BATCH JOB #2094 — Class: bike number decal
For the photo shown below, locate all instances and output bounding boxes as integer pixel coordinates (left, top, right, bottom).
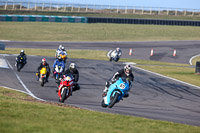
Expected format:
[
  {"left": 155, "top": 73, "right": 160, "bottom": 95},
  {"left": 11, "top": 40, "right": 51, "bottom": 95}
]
[{"left": 119, "top": 83, "right": 125, "bottom": 89}]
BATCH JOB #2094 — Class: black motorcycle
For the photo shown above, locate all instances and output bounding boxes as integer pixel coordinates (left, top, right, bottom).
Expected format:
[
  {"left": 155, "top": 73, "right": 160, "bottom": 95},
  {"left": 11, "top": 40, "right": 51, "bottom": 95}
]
[{"left": 16, "top": 56, "right": 26, "bottom": 72}]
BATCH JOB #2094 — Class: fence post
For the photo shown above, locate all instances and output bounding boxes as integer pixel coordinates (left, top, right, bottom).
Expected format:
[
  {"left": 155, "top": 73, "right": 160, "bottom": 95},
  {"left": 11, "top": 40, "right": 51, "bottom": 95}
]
[
  {"left": 13, "top": 1, "right": 15, "bottom": 10},
  {"left": 150, "top": 7, "right": 152, "bottom": 15},
  {"left": 167, "top": 9, "right": 169, "bottom": 15},
  {"left": 142, "top": 7, "right": 144, "bottom": 14},
  {"left": 133, "top": 7, "right": 135, "bottom": 14},
  {"left": 20, "top": 2, "right": 22, "bottom": 10},
  {"left": 27, "top": 2, "right": 29, "bottom": 10},
  {"left": 71, "top": 5, "right": 74, "bottom": 12},
  {"left": 125, "top": 6, "right": 127, "bottom": 14},
  {"left": 49, "top": 3, "right": 51, "bottom": 11},
  {"left": 158, "top": 8, "right": 160, "bottom": 15},
  {"left": 93, "top": 5, "right": 96, "bottom": 12},
  {"left": 42, "top": 2, "right": 44, "bottom": 11},
  {"left": 86, "top": 5, "right": 88, "bottom": 12},
  {"left": 184, "top": 9, "right": 187, "bottom": 16},
  {"left": 64, "top": 4, "right": 66, "bottom": 12},
  {"left": 175, "top": 9, "right": 177, "bottom": 16},
  {"left": 4, "top": 1, "right": 7, "bottom": 10},
  {"left": 192, "top": 9, "right": 194, "bottom": 16},
  {"left": 78, "top": 5, "right": 80, "bottom": 12},
  {"left": 35, "top": 2, "right": 37, "bottom": 10},
  {"left": 117, "top": 6, "right": 119, "bottom": 13}
]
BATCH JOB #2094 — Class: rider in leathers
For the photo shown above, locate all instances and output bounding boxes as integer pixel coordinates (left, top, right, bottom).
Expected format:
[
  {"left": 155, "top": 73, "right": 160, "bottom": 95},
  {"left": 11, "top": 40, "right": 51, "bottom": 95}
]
[
  {"left": 102, "top": 64, "right": 134, "bottom": 97},
  {"left": 52, "top": 56, "right": 65, "bottom": 77},
  {"left": 37, "top": 58, "right": 51, "bottom": 82},
  {"left": 63, "top": 63, "right": 80, "bottom": 91},
  {"left": 110, "top": 47, "right": 122, "bottom": 61},
  {"left": 15, "top": 49, "right": 27, "bottom": 67}
]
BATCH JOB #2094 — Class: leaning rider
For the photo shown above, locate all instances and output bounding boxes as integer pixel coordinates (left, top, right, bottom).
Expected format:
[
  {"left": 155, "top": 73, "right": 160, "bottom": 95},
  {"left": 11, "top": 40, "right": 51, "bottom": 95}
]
[
  {"left": 102, "top": 64, "right": 134, "bottom": 97},
  {"left": 110, "top": 47, "right": 122, "bottom": 61},
  {"left": 63, "top": 63, "right": 80, "bottom": 91},
  {"left": 37, "top": 58, "right": 51, "bottom": 82}
]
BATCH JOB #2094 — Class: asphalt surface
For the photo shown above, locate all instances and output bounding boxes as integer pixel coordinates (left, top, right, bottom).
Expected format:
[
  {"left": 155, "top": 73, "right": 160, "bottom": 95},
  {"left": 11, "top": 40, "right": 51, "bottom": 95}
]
[
  {"left": 1, "top": 41, "right": 200, "bottom": 126},
  {"left": 3, "top": 40, "right": 200, "bottom": 64}
]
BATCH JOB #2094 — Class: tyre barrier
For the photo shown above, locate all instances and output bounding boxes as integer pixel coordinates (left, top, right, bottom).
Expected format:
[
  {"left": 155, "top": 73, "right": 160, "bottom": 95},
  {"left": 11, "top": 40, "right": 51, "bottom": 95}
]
[
  {"left": 0, "top": 43, "right": 5, "bottom": 50},
  {"left": 87, "top": 17, "right": 200, "bottom": 27},
  {"left": 0, "top": 15, "right": 87, "bottom": 23}
]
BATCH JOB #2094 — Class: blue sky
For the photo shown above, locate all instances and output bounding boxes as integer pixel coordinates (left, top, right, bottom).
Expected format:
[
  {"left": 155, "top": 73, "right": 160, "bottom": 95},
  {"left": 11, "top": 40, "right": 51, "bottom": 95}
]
[{"left": 8, "top": 0, "right": 200, "bottom": 9}]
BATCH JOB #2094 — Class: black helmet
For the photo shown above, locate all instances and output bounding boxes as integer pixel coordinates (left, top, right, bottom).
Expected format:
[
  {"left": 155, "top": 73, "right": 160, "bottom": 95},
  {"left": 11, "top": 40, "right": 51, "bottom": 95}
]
[
  {"left": 69, "top": 63, "right": 77, "bottom": 72},
  {"left": 124, "top": 64, "right": 132, "bottom": 76},
  {"left": 57, "top": 55, "right": 62, "bottom": 61}
]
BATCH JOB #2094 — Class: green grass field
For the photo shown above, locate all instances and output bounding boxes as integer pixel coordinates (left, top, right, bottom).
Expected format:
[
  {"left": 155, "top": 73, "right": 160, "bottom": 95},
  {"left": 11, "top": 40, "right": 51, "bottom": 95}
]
[
  {"left": 1, "top": 87, "right": 200, "bottom": 133},
  {"left": 0, "top": 22, "right": 200, "bottom": 42}
]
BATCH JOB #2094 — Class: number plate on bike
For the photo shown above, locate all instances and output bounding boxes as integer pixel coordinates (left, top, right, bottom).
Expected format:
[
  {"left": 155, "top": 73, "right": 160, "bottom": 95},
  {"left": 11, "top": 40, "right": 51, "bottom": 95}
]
[{"left": 119, "top": 83, "right": 125, "bottom": 89}]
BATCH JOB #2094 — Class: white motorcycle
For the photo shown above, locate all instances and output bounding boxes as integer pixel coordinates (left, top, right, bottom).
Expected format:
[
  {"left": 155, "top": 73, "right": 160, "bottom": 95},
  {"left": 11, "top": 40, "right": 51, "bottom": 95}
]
[{"left": 107, "top": 50, "right": 121, "bottom": 62}]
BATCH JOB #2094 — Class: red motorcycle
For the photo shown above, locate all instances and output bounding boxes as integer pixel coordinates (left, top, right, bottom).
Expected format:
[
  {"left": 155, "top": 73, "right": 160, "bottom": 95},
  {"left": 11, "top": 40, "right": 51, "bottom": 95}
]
[{"left": 58, "top": 74, "right": 74, "bottom": 103}]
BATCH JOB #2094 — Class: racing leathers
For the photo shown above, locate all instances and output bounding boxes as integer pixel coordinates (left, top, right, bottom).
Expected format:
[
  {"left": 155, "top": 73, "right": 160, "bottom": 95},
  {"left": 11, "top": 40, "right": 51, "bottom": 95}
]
[
  {"left": 52, "top": 59, "right": 65, "bottom": 77},
  {"left": 63, "top": 68, "right": 80, "bottom": 91},
  {"left": 37, "top": 62, "right": 51, "bottom": 82},
  {"left": 103, "top": 69, "right": 134, "bottom": 97}
]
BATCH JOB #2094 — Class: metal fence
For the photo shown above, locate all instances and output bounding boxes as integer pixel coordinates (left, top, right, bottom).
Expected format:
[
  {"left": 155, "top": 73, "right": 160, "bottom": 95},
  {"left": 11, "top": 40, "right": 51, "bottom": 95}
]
[{"left": 0, "top": 1, "right": 200, "bottom": 16}]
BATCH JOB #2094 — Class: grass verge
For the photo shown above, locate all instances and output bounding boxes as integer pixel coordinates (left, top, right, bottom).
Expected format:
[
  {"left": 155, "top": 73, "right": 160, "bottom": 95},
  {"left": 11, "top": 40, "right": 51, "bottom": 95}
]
[
  {"left": 0, "top": 87, "right": 200, "bottom": 133},
  {"left": 0, "top": 22, "right": 200, "bottom": 42}
]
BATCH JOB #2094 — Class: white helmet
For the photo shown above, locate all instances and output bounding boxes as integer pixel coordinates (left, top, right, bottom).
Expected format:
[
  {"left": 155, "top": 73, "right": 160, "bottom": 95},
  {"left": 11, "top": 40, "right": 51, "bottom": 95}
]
[
  {"left": 61, "top": 46, "right": 65, "bottom": 51},
  {"left": 59, "top": 45, "right": 62, "bottom": 50},
  {"left": 124, "top": 64, "right": 132, "bottom": 76},
  {"left": 116, "top": 48, "right": 120, "bottom": 52}
]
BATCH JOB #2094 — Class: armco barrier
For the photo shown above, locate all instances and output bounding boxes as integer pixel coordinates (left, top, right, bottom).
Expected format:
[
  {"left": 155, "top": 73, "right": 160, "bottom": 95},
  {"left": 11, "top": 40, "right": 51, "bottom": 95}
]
[
  {"left": 0, "top": 15, "right": 88, "bottom": 23},
  {"left": 87, "top": 17, "right": 200, "bottom": 27}
]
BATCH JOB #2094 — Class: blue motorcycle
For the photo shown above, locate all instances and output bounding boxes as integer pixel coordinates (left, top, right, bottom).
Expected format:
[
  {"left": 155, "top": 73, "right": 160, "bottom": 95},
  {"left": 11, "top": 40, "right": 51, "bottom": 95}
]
[{"left": 101, "top": 77, "right": 130, "bottom": 108}]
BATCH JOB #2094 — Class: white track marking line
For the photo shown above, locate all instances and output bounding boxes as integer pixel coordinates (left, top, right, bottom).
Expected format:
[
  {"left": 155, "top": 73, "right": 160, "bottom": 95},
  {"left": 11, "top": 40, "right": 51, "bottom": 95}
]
[
  {"left": 189, "top": 54, "right": 200, "bottom": 66},
  {"left": 133, "top": 65, "right": 200, "bottom": 90},
  {"left": 4, "top": 56, "right": 45, "bottom": 101}
]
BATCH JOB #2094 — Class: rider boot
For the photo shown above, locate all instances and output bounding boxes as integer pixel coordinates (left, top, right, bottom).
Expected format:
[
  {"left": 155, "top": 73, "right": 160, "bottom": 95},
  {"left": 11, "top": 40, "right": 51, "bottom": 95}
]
[
  {"left": 109, "top": 57, "right": 112, "bottom": 62},
  {"left": 123, "top": 92, "right": 129, "bottom": 98},
  {"left": 102, "top": 86, "right": 108, "bottom": 97}
]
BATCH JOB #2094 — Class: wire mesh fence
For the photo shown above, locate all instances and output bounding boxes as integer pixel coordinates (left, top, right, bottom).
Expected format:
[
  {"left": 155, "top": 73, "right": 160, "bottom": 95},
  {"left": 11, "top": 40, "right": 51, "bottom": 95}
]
[{"left": 0, "top": 1, "right": 200, "bottom": 16}]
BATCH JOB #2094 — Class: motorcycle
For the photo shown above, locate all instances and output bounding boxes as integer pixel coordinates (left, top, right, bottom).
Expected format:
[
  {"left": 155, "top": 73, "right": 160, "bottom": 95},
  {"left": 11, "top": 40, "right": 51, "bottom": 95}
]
[
  {"left": 36, "top": 67, "right": 47, "bottom": 87},
  {"left": 101, "top": 77, "right": 130, "bottom": 108},
  {"left": 55, "top": 51, "right": 68, "bottom": 63},
  {"left": 106, "top": 50, "right": 120, "bottom": 62},
  {"left": 16, "top": 56, "right": 25, "bottom": 72},
  {"left": 58, "top": 74, "right": 74, "bottom": 103}
]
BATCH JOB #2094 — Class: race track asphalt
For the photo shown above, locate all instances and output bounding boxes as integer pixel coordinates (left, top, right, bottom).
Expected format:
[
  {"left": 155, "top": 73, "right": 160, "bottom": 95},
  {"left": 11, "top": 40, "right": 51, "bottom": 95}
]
[{"left": 1, "top": 41, "right": 200, "bottom": 126}]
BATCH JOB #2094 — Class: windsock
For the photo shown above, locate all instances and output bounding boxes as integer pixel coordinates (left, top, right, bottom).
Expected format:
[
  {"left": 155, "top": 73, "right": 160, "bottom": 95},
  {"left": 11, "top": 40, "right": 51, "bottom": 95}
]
[
  {"left": 129, "top": 48, "right": 133, "bottom": 56},
  {"left": 173, "top": 49, "right": 176, "bottom": 56},
  {"left": 150, "top": 49, "right": 154, "bottom": 56}
]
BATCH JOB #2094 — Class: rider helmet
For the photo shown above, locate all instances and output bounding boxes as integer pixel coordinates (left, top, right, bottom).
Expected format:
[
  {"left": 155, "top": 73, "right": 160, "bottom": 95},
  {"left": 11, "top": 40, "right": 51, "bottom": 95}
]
[
  {"left": 69, "top": 63, "right": 77, "bottom": 72},
  {"left": 116, "top": 47, "right": 120, "bottom": 52},
  {"left": 20, "top": 49, "right": 24, "bottom": 56},
  {"left": 124, "top": 64, "right": 132, "bottom": 76},
  {"left": 42, "top": 58, "right": 46, "bottom": 65},
  {"left": 57, "top": 55, "right": 62, "bottom": 61},
  {"left": 59, "top": 45, "right": 62, "bottom": 50},
  {"left": 61, "top": 46, "right": 65, "bottom": 51}
]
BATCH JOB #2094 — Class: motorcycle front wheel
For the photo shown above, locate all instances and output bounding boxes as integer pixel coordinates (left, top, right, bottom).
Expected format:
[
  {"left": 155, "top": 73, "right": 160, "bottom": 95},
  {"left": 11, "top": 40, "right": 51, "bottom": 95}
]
[{"left": 108, "top": 93, "right": 119, "bottom": 108}]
